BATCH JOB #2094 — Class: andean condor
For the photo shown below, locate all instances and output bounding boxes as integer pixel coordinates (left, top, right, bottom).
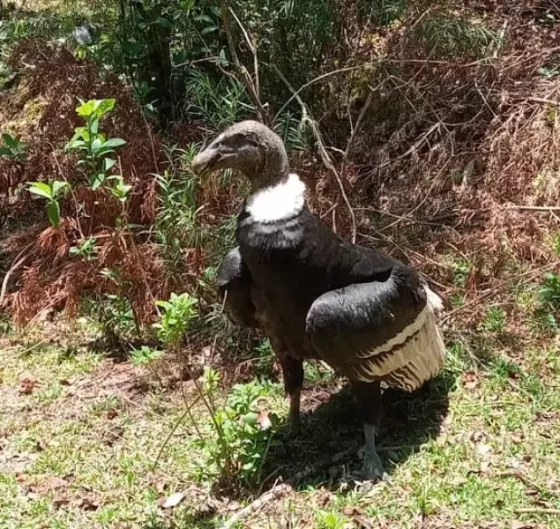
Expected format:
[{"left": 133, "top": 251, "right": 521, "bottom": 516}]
[{"left": 191, "top": 120, "right": 446, "bottom": 481}]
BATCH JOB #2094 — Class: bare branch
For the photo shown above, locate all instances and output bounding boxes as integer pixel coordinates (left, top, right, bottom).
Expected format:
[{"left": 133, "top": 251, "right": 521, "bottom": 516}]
[
  {"left": 219, "top": 484, "right": 292, "bottom": 529},
  {"left": 219, "top": 444, "right": 358, "bottom": 529},
  {"left": 221, "top": 2, "right": 268, "bottom": 124},
  {"left": 272, "top": 65, "right": 357, "bottom": 243},
  {"left": 228, "top": 6, "right": 260, "bottom": 99},
  {"left": 343, "top": 89, "right": 374, "bottom": 162}
]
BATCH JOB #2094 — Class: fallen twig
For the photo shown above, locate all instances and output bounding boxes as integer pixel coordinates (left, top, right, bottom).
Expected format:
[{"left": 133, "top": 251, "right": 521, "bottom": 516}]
[
  {"left": 219, "top": 484, "right": 292, "bottom": 529},
  {"left": 219, "top": 444, "right": 358, "bottom": 529},
  {"left": 0, "top": 243, "right": 34, "bottom": 307},
  {"left": 153, "top": 393, "right": 203, "bottom": 469},
  {"left": 514, "top": 508, "right": 560, "bottom": 515},
  {"left": 344, "top": 89, "right": 374, "bottom": 162},
  {"left": 495, "top": 471, "right": 553, "bottom": 498}
]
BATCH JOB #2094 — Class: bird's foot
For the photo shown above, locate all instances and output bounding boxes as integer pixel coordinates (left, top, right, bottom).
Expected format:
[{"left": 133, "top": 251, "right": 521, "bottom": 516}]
[
  {"left": 358, "top": 450, "right": 391, "bottom": 484},
  {"left": 345, "top": 454, "right": 391, "bottom": 492}
]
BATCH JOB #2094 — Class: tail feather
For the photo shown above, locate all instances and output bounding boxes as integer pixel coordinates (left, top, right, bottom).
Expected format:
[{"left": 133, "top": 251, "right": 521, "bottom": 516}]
[
  {"left": 357, "top": 297, "right": 446, "bottom": 391},
  {"left": 425, "top": 285, "right": 444, "bottom": 312}
]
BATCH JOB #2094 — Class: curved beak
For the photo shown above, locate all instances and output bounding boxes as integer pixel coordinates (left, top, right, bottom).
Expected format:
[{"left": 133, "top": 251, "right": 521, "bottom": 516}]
[
  {"left": 191, "top": 142, "right": 237, "bottom": 176},
  {"left": 191, "top": 145, "right": 218, "bottom": 176}
]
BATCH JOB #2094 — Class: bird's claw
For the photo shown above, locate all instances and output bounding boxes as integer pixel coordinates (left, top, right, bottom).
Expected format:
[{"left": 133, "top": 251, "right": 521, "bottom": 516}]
[{"left": 355, "top": 451, "right": 392, "bottom": 486}]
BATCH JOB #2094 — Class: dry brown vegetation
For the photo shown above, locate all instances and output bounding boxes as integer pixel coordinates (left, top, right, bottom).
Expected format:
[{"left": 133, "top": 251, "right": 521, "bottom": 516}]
[{"left": 0, "top": 2, "right": 559, "bottom": 341}]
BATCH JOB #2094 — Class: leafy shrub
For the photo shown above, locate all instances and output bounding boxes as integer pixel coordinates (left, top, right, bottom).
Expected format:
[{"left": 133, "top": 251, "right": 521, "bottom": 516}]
[
  {"left": 539, "top": 272, "right": 560, "bottom": 309},
  {"left": 154, "top": 292, "right": 199, "bottom": 350},
  {"left": 480, "top": 306, "right": 507, "bottom": 334},
  {"left": 196, "top": 369, "right": 280, "bottom": 486},
  {"left": 412, "top": 14, "right": 502, "bottom": 59},
  {"left": 28, "top": 181, "right": 70, "bottom": 227},
  {"left": 129, "top": 346, "right": 164, "bottom": 366},
  {"left": 184, "top": 70, "right": 252, "bottom": 128},
  {"left": 66, "top": 98, "right": 127, "bottom": 197}
]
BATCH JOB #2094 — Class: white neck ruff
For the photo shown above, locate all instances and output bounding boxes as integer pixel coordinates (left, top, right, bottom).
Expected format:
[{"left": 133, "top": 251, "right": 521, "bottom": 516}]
[{"left": 246, "top": 173, "right": 306, "bottom": 223}]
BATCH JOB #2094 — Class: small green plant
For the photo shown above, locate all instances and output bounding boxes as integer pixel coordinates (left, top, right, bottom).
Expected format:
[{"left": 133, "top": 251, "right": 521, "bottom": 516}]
[
  {"left": 414, "top": 14, "right": 502, "bottom": 59},
  {"left": 196, "top": 371, "right": 279, "bottom": 486},
  {"left": 540, "top": 272, "right": 560, "bottom": 308},
  {"left": 251, "top": 339, "right": 276, "bottom": 379},
  {"left": 184, "top": 71, "right": 252, "bottom": 128},
  {"left": 0, "top": 132, "right": 28, "bottom": 161},
  {"left": 28, "top": 180, "right": 71, "bottom": 227},
  {"left": 452, "top": 258, "right": 471, "bottom": 288},
  {"left": 480, "top": 306, "right": 507, "bottom": 334},
  {"left": 491, "top": 358, "right": 523, "bottom": 384},
  {"left": 153, "top": 293, "right": 198, "bottom": 350},
  {"left": 69, "top": 237, "right": 98, "bottom": 261},
  {"left": 533, "top": 272, "right": 560, "bottom": 332},
  {"left": 66, "top": 98, "right": 128, "bottom": 195},
  {"left": 154, "top": 165, "right": 200, "bottom": 274},
  {"left": 315, "top": 510, "right": 349, "bottom": 529},
  {"left": 358, "top": 0, "right": 407, "bottom": 26},
  {"left": 96, "top": 268, "right": 140, "bottom": 339},
  {"left": 129, "top": 346, "right": 164, "bottom": 367},
  {"left": 538, "top": 66, "right": 560, "bottom": 79}
]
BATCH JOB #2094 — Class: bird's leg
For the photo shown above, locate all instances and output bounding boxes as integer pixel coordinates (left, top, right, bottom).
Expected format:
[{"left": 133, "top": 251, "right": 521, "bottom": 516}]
[
  {"left": 279, "top": 354, "right": 304, "bottom": 433},
  {"left": 288, "top": 388, "right": 301, "bottom": 428},
  {"left": 352, "top": 380, "right": 390, "bottom": 482},
  {"left": 362, "top": 422, "right": 388, "bottom": 481}
]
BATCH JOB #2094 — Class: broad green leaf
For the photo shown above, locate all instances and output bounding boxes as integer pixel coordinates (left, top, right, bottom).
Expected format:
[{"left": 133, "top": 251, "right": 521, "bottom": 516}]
[
  {"left": 95, "top": 99, "right": 116, "bottom": 118},
  {"left": 29, "top": 182, "right": 53, "bottom": 200},
  {"left": 90, "top": 173, "right": 105, "bottom": 190},
  {"left": 52, "top": 180, "right": 70, "bottom": 197},
  {"left": 76, "top": 99, "right": 97, "bottom": 118},
  {"left": 102, "top": 138, "right": 127, "bottom": 150},
  {"left": 242, "top": 412, "right": 259, "bottom": 426},
  {"left": 0, "top": 147, "right": 12, "bottom": 157},
  {"left": 90, "top": 118, "right": 99, "bottom": 135},
  {"left": 2, "top": 133, "right": 16, "bottom": 147},
  {"left": 194, "top": 14, "right": 214, "bottom": 24},
  {"left": 47, "top": 200, "right": 60, "bottom": 227},
  {"left": 201, "top": 25, "right": 218, "bottom": 35},
  {"left": 154, "top": 16, "right": 172, "bottom": 28},
  {"left": 107, "top": 174, "right": 123, "bottom": 182},
  {"left": 91, "top": 137, "right": 103, "bottom": 155},
  {"left": 103, "top": 158, "right": 117, "bottom": 172},
  {"left": 66, "top": 139, "right": 87, "bottom": 152}
]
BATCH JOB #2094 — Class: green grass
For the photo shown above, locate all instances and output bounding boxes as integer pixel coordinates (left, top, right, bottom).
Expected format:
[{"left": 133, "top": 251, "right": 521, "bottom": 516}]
[{"left": 1, "top": 316, "right": 560, "bottom": 529}]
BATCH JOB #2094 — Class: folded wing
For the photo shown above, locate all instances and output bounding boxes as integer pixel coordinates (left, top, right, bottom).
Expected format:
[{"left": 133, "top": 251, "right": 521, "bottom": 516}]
[
  {"left": 305, "top": 267, "right": 445, "bottom": 391},
  {"left": 217, "top": 247, "right": 258, "bottom": 328}
]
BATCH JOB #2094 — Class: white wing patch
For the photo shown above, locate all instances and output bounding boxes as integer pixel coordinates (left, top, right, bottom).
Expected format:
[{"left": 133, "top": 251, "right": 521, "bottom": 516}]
[{"left": 246, "top": 173, "right": 306, "bottom": 223}]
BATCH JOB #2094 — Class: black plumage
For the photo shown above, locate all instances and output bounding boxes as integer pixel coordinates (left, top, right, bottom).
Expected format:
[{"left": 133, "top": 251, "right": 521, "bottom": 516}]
[
  {"left": 216, "top": 247, "right": 258, "bottom": 328},
  {"left": 192, "top": 120, "right": 445, "bottom": 480}
]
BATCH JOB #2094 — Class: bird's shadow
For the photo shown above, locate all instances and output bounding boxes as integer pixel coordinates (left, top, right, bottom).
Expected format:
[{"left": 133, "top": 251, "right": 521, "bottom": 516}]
[{"left": 257, "top": 371, "right": 454, "bottom": 493}]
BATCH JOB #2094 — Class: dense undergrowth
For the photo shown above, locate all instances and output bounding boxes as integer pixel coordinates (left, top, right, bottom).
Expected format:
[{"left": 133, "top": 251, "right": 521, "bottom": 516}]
[{"left": 1, "top": 0, "right": 560, "bottom": 527}]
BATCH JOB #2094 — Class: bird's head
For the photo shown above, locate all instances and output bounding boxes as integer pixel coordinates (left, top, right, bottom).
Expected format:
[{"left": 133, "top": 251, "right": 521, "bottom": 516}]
[{"left": 191, "top": 120, "right": 289, "bottom": 189}]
